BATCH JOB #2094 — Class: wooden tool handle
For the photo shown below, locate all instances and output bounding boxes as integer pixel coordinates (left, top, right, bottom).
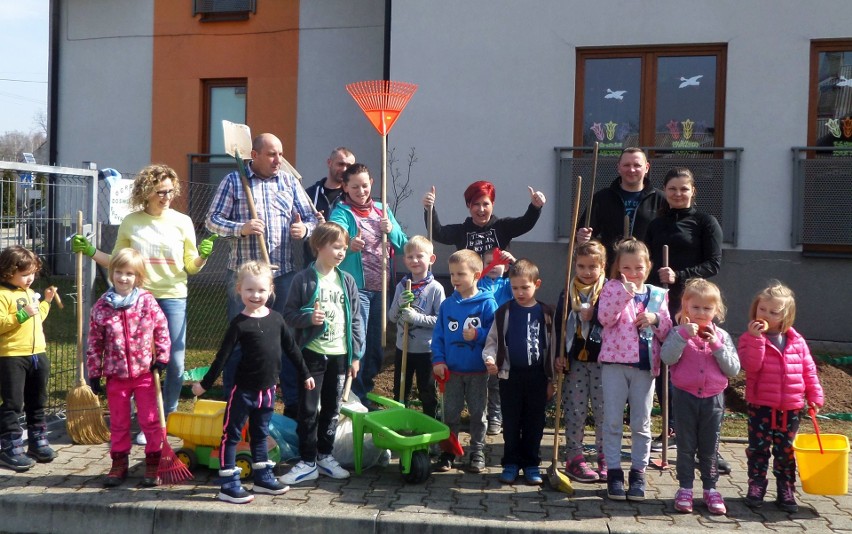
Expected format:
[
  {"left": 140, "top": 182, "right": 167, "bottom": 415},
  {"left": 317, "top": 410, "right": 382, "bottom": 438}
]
[
  {"left": 399, "top": 280, "right": 412, "bottom": 404},
  {"left": 234, "top": 150, "right": 276, "bottom": 269},
  {"left": 76, "top": 212, "right": 85, "bottom": 384},
  {"left": 585, "top": 142, "right": 599, "bottom": 229},
  {"left": 153, "top": 370, "right": 167, "bottom": 430},
  {"left": 554, "top": 177, "right": 583, "bottom": 463}
]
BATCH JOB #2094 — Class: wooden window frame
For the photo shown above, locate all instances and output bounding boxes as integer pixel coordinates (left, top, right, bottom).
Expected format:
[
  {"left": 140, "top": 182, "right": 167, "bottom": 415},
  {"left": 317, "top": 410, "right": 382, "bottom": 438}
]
[{"left": 574, "top": 44, "right": 728, "bottom": 150}]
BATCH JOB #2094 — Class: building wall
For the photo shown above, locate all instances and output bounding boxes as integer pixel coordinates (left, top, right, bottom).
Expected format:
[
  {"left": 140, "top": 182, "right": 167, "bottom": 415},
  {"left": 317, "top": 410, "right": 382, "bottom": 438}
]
[
  {"left": 55, "top": 0, "right": 154, "bottom": 172},
  {"left": 151, "top": 1, "right": 300, "bottom": 184},
  {"left": 295, "top": 1, "right": 386, "bottom": 182},
  {"left": 388, "top": 0, "right": 852, "bottom": 343}
]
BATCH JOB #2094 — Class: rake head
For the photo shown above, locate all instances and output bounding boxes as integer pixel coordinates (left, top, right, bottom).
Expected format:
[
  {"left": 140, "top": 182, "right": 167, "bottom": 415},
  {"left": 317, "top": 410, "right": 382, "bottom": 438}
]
[{"left": 346, "top": 80, "right": 418, "bottom": 136}]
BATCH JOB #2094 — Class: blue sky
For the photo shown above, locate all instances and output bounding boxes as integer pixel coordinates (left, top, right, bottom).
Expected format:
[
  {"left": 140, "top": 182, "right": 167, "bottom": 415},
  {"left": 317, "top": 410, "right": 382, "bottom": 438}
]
[{"left": 0, "top": 0, "right": 49, "bottom": 135}]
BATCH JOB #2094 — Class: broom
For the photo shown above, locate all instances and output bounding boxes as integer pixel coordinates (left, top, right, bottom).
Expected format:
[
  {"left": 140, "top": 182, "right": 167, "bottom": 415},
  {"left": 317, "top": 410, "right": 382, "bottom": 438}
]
[
  {"left": 547, "top": 176, "right": 583, "bottom": 496},
  {"left": 65, "top": 211, "right": 111, "bottom": 445},
  {"left": 153, "top": 371, "right": 192, "bottom": 484}
]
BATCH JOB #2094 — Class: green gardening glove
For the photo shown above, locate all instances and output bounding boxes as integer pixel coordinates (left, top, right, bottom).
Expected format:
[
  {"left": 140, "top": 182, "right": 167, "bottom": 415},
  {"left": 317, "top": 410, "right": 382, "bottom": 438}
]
[
  {"left": 198, "top": 234, "right": 218, "bottom": 259},
  {"left": 401, "top": 289, "right": 415, "bottom": 307},
  {"left": 71, "top": 234, "right": 96, "bottom": 257}
]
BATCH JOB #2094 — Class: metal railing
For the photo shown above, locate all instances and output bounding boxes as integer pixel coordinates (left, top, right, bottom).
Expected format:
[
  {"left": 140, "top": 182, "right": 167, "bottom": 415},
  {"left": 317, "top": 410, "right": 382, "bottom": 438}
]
[
  {"left": 791, "top": 147, "right": 852, "bottom": 250},
  {"left": 554, "top": 146, "right": 742, "bottom": 244}
]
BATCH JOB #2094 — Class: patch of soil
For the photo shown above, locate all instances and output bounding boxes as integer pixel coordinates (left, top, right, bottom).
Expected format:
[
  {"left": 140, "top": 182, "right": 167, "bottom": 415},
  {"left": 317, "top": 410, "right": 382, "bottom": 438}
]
[{"left": 726, "top": 359, "right": 852, "bottom": 416}]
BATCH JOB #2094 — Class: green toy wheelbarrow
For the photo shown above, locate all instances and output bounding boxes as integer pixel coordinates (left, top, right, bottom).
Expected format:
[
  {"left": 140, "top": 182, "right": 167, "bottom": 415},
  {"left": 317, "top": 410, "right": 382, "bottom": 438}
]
[{"left": 340, "top": 393, "right": 450, "bottom": 483}]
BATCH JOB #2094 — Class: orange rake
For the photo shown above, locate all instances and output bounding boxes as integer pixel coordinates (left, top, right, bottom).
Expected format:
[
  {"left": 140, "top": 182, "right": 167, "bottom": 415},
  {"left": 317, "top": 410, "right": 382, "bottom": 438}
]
[{"left": 346, "top": 80, "right": 418, "bottom": 349}]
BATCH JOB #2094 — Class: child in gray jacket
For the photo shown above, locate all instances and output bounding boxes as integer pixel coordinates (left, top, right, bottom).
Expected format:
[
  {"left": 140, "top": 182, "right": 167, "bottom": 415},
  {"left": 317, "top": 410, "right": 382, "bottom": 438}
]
[{"left": 388, "top": 236, "right": 445, "bottom": 418}]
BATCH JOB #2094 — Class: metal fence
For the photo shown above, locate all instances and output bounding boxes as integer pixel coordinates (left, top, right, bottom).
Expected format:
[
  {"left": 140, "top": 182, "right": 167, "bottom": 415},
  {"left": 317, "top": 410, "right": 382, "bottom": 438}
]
[
  {"left": 0, "top": 162, "right": 97, "bottom": 422},
  {"left": 555, "top": 147, "right": 742, "bottom": 244},
  {"left": 791, "top": 147, "right": 852, "bottom": 250}
]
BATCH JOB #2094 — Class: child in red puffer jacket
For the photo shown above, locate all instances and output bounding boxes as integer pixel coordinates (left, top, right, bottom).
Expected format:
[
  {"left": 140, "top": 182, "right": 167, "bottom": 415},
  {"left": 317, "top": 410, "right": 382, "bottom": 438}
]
[{"left": 738, "top": 280, "right": 823, "bottom": 513}]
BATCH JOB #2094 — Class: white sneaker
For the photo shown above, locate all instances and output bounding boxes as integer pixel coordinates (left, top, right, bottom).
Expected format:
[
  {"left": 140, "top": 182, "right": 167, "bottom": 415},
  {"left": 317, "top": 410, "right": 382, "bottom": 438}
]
[
  {"left": 278, "top": 461, "right": 318, "bottom": 485},
  {"left": 135, "top": 432, "right": 147, "bottom": 445},
  {"left": 317, "top": 454, "right": 350, "bottom": 479}
]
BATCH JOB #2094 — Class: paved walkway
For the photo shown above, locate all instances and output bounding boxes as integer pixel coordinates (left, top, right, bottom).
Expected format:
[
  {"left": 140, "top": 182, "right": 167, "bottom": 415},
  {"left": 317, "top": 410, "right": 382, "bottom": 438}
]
[{"left": 1, "top": 424, "right": 850, "bottom": 534}]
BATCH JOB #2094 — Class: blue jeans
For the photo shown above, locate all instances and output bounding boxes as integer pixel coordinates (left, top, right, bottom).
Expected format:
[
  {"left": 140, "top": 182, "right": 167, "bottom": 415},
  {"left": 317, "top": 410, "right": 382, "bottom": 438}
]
[
  {"left": 156, "top": 298, "right": 186, "bottom": 417},
  {"left": 351, "top": 289, "right": 383, "bottom": 404},
  {"left": 222, "top": 270, "right": 298, "bottom": 410}
]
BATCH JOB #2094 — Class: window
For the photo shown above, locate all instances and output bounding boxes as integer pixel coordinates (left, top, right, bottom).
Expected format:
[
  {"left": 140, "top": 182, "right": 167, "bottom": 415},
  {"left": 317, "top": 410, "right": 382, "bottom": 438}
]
[
  {"left": 575, "top": 45, "right": 727, "bottom": 154},
  {"left": 193, "top": 0, "right": 256, "bottom": 22},
  {"left": 202, "top": 79, "right": 247, "bottom": 162},
  {"left": 794, "top": 40, "right": 852, "bottom": 255},
  {"left": 810, "top": 41, "right": 852, "bottom": 149}
]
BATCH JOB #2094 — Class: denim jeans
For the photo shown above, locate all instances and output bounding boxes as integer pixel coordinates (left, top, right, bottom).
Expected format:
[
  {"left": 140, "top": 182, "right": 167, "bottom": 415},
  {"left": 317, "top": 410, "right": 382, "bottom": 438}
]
[
  {"left": 156, "top": 297, "right": 186, "bottom": 417},
  {"left": 351, "top": 289, "right": 383, "bottom": 404},
  {"left": 222, "top": 270, "right": 299, "bottom": 410}
]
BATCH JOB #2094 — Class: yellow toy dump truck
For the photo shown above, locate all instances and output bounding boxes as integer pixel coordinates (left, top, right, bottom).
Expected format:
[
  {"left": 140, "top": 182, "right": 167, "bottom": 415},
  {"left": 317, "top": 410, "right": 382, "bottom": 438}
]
[{"left": 167, "top": 399, "right": 280, "bottom": 480}]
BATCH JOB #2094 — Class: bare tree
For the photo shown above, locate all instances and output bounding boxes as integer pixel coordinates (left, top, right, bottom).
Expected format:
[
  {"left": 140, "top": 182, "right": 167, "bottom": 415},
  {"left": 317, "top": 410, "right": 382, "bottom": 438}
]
[
  {"left": 387, "top": 146, "right": 417, "bottom": 222},
  {"left": 0, "top": 130, "right": 46, "bottom": 161}
]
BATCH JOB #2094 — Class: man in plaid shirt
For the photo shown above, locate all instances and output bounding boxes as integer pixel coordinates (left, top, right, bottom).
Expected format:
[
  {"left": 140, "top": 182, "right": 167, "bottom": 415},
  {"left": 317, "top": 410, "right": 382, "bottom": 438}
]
[{"left": 206, "top": 133, "right": 318, "bottom": 415}]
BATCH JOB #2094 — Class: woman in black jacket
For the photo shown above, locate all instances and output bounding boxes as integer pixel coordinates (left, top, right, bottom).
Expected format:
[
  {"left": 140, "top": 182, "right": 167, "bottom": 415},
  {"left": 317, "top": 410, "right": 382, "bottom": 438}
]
[
  {"left": 644, "top": 167, "right": 726, "bottom": 468},
  {"left": 645, "top": 167, "right": 722, "bottom": 316}
]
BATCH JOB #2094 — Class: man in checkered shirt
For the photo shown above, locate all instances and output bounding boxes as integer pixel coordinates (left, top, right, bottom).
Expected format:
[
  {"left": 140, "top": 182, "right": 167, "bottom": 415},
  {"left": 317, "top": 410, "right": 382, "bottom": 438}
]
[{"left": 206, "top": 133, "right": 318, "bottom": 416}]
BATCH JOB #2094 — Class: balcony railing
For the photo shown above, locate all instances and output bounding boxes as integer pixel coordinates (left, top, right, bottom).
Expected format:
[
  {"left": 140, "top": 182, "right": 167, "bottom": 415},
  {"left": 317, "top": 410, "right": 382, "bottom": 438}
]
[
  {"left": 554, "top": 146, "right": 742, "bottom": 245},
  {"left": 791, "top": 147, "right": 852, "bottom": 254}
]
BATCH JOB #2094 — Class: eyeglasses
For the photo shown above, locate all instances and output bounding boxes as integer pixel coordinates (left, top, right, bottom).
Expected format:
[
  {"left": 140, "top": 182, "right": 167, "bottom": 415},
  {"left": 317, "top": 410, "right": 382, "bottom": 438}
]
[{"left": 155, "top": 189, "right": 175, "bottom": 198}]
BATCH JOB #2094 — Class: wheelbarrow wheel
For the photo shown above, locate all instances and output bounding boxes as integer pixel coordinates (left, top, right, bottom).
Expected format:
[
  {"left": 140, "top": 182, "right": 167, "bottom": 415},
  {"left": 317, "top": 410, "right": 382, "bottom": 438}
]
[{"left": 402, "top": 450, "right": 430, "bottom": 484}]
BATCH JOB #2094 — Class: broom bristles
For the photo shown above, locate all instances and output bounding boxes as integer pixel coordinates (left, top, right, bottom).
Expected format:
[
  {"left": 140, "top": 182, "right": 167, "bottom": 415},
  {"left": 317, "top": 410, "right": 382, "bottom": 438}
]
[
  {"left": 66, "top": 385, "right": 110, "bottom": 444},
  {"left": 547, "top": 463, "right": 575, "bottom": 495}
]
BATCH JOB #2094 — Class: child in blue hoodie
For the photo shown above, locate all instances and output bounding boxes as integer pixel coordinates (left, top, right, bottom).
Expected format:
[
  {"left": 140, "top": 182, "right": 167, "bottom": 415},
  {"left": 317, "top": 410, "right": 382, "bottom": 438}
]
[{"left": 432, "top": 249, "right": 497, "bottom": 474}]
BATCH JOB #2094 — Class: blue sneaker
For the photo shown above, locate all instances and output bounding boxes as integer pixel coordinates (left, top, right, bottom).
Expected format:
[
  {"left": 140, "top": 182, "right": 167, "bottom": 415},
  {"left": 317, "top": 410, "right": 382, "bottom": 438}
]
[
  {"left": 499, "top": 464, "right": 519, "bottom": 484},
  {"left": 523, "top": 466, "right": 543, "bottom": 485}
]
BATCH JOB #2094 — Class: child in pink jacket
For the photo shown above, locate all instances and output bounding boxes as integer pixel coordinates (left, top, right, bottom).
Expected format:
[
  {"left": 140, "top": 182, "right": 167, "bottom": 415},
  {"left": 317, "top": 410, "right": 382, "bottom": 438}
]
[
  {"left": 661, "top": 279, "right": 739, "bottom": 515},
  {"left": 86, "top": 249, "right": 170, "bottom": 488},
  {"left": 597, "top": 238, "right": 672, "bottom": 502},
  {"left": 738, "top": 280, "right": 823, "bottom": 513}
]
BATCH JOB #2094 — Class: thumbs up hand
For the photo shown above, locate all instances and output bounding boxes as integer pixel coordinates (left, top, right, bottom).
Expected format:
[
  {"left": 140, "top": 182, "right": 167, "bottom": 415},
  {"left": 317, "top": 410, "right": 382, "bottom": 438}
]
[
  {"left": 289, "top": 212, "right": 307, "bottom": 239},
  {"left": 620, "top": 274, "right": 637, "bottom": 295},
  {"left": 315, "top": 211, "right": 326, "bottom": 224},
  {"left": 198, "top": 234, "right": 218, "bottom": 259},
  {"left": 422, "top": 185, "right": 436, "bottom": 209},
  {"left": 311, "top": 300, "right": 325, "bottom": 326},
  {"left": 528, "top": 186, "right": 546, "bottom": 208},
  {"left": 349, "top": 226, "right": 366, "bottom": 252}
]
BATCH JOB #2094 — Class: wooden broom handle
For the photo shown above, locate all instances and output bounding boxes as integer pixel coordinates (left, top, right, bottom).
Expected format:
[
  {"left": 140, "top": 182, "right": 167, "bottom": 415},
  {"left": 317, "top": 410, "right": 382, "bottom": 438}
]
[{"left": 76, "top": 211, "right": 85, "bottom": 385}]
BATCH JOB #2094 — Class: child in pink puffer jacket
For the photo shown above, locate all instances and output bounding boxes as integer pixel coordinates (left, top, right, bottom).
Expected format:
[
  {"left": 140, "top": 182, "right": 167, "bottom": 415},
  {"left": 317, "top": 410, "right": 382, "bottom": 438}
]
[
  {"left": 738, "top": 280, "right": 823, "bottom": 514},
  {"left": 87, "top": 249, "right": 170, "bottom": 488}
]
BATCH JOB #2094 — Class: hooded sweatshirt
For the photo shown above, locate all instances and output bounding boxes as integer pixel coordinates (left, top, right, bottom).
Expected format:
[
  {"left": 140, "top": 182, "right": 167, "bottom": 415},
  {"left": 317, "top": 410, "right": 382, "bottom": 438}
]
[{"left": 431, "top": 289, "right": 497, "bottom": 373}]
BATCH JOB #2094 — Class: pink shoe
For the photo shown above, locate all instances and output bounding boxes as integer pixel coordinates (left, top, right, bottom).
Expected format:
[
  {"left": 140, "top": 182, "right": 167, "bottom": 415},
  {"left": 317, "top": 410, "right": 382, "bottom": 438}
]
[
  {"left": 597, "top": 455, "right": 608, "bottom": 482},
  {"left": 674, "top": 487, "right": 693, "bottom": 513},
  {"left": 564, "top": 454, "right": 599, "bottom": 482},
  {"left": 704, "top": 488, "right": 727, "bottom": 515}
]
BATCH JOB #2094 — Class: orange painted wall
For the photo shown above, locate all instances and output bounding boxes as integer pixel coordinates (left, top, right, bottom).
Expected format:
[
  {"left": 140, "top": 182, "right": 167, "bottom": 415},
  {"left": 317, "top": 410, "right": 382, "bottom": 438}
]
[{"left": 150, "top": 0, "right": 300, "bottom": 205}]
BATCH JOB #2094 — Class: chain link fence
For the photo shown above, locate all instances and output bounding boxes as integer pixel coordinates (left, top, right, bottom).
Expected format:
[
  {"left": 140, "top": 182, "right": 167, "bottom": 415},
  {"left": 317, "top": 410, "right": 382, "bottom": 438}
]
[{"left": 0, "top": 162, "right": 97, "bottom": 423}]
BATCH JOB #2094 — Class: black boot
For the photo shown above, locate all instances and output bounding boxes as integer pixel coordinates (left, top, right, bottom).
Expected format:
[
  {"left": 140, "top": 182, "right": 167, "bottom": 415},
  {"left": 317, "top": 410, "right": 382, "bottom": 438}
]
[
  {"left": 27, "top": 425, "right": 57, "bottom": 463},
  {"left": 0, "top": 434, "right": 35, "bottom": 472},
  {"left": 606, "top": 468, "right": 626, "bottom": 500},
  {"left": 142, "top": 451, "right": 161, "bottom": 487}
]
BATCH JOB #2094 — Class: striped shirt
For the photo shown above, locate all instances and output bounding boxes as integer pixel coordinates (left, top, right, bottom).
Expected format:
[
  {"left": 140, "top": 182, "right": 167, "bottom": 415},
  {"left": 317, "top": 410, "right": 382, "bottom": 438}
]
[{"left": 205, "top": 164, "right": 317, "bottom": 275}]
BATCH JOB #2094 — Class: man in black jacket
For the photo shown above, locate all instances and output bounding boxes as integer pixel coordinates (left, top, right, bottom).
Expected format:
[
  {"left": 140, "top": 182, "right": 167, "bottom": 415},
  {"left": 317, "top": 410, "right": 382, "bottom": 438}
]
[
  {"left": 577, "top": 147, "right": 664, "bottom": 268},
  {"left": 303, "top": 147, "right": 355, "bottom": 261}
]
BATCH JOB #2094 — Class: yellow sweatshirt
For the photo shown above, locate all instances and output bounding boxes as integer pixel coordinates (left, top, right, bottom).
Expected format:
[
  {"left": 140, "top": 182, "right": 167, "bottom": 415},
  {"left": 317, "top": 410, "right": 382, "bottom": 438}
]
[
  {"left": 0, "top": 284, "right": 50, "bottom": 356},
  {"left": 113, "top": 209, "right": 202, "bottom": 299}
]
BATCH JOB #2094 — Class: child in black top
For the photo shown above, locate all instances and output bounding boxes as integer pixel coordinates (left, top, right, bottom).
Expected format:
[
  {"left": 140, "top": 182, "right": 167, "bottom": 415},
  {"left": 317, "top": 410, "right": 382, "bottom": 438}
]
[{"left": 193, "top": 261, "right": 314, "bottom": 504}]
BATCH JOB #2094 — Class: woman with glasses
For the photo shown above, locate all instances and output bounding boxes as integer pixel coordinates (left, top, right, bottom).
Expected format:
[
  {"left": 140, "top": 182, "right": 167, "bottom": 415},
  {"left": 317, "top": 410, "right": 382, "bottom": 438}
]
[{"left": 72, "top": 164, "right": 218, "bottom": 437}]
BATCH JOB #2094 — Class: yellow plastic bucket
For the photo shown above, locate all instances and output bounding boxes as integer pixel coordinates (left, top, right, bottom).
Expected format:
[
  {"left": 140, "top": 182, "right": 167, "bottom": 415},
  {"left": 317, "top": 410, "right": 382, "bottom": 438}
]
[{"left": 793, "top": 433, "right": 850, "bottom": 495}]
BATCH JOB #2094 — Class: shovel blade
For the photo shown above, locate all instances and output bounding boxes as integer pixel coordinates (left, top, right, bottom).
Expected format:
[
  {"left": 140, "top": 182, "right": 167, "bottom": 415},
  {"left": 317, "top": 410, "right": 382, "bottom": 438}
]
[{"left": 222, "top": 120, "right": 252, "bottom": 159}]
